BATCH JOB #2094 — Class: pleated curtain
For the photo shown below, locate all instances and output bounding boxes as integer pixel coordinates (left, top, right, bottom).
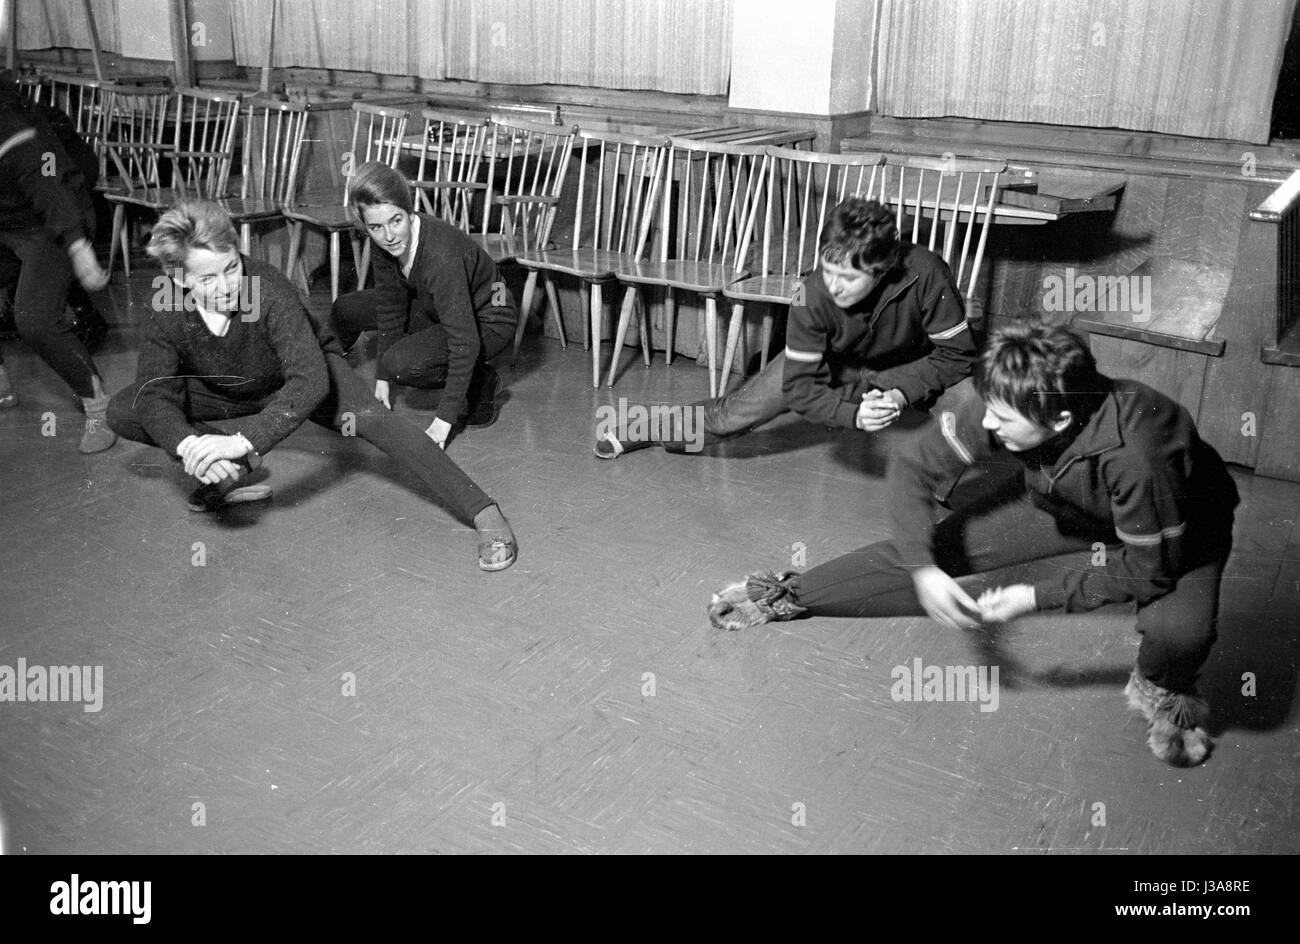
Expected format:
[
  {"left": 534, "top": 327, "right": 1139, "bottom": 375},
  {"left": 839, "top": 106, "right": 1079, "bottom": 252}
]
[
  {"left": 229, "top": 0, "right": 447, "bottom": 80},
  {"left": 16, "top": 0, "right": 121, "bottom": 53},
  {"left": 442, "top": 0, "right": 732, "bottom": 94},
  {"left": 872, "top": 0, "right": 1295, "bottom": 145}
]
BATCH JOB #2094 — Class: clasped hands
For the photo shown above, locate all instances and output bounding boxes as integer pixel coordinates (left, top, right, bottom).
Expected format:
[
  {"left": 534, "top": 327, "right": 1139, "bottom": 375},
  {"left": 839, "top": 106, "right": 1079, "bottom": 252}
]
[
  {"left": 176, "top": 433, "right": 252, "bottom": 484},
  {"left": 856, "top": 388, "right": 906, "bottom": 432},
  {"left": 911, "top": 565, "right": 1037, "bottom": 631}
]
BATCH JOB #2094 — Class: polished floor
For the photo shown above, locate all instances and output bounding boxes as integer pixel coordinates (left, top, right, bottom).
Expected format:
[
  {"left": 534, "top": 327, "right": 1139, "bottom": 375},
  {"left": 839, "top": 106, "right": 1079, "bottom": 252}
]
[{"left": 0, "top": 267, "right": 1297, "bottom": 854}]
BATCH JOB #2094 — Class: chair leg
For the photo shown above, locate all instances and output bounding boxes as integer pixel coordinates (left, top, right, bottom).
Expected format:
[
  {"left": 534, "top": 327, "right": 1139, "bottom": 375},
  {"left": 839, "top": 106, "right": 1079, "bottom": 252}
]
[
  {"left": 580, "top": 282, "right": 592, "bottom": 351},
  {"left": 355, "top": 238, "right": 369, "bottom": 290},
  {"left": 544, "top": 274, "right": 566, "bottom": 351},
  {"left": 329, "top": 232, "right": 341, "bottom": 302},
  {"left": 606, "top": 285, "right": 638, "bottom": 388},
  {"left": 240, "top": 222, "right": 252, "bottom": 256},
  {"left": 664, "top": 288, "right": 676, "bottom": 366},
  {"left": 514, "top": 269, "right": 539, "bottom": 360},
  {"left": 720, "top": 302, "right": 746, "bottom": 398},
  {"left": 108, "top": 204, "right": 124, "bottom": 276},
  {"left": 705, "top": 295, "right": 718, "bottom": 399},
  {"left": 120, "top": 209, "right": 132, "bottom": 279},
  {"left": 637, "top": 293, "right": 652, "bottom": 367},
  {"left": 590, "top": 282, "right": 604, "bottom": 388},
  {"left": 759, "top": 309, "right": 774, "bottom": 371},
  {"left": 285, "top": 222, "right": 307, "bottom": 293}
]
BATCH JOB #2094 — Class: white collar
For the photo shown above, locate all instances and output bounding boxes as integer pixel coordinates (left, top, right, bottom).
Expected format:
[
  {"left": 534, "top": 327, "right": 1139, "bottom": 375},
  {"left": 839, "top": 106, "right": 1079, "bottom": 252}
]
[
  {"left": 194, "top": 300, "right": 234, "bottom": 337},
  {"left": 401, "top": 214, "right": 421, "bottom": 279}
]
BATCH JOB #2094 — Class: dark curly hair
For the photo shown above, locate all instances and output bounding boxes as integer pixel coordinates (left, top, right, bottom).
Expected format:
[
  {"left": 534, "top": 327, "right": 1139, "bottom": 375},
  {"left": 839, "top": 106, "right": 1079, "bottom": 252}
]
[
  {"left": 818, "top": 197, "right": 902, "bottom": 273},
  {"left": 975, "top": 320, "right": 1108, "bottom": 428}
]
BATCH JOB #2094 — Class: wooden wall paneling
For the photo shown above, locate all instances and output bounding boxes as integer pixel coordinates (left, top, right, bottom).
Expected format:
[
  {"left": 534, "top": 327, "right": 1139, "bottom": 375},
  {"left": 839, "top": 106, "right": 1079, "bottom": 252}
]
[
  {"left": 1088, "top": 335, "right": 1209, "bottom": 421},
  {"left": 1197, "top": 188, "right": 1280, "bottom": 468},
  {"left": 1255, "top": 367, "right": 1300, "bottom": 480}
]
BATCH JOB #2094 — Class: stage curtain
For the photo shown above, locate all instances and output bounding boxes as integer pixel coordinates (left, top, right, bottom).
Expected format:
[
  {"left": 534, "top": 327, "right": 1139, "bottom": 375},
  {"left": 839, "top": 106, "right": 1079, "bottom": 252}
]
[
  {"left": 230, "top": 0, "right": 446, "bottom": 79},
  {"left": 444, "top": 0, "right": 732, "bottom": 94},
  {"left": 873, "top": 0, "right": 1295, "bottom": 144},
  {"left": 16, "top": 0, "right": 120, "bottom": 53}
]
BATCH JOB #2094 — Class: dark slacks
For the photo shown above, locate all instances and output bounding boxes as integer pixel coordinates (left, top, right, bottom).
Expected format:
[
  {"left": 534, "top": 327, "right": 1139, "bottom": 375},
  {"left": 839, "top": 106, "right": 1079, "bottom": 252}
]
[
  {"left": 788, "top": 495, "right": 1232, "bottom": 693},
  {"left": 0, "top": 229, "right": 97, "bottom": 398},
  {"left": 331, "top": 289, "right": 511, "bottom": 391},
  {"left": 107, "top": 352, "right": 494, "bottom": 524}
]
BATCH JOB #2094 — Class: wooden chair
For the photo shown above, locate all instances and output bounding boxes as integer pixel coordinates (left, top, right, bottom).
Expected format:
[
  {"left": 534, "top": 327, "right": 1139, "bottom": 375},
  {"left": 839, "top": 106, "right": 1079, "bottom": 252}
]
[
  {"left": 608, "top": 137, "right": 768, "bottom": 393},
  {"left": 875, "top": 155, "right": 1007, "bottom": 310},
  {"left": 282, "top": 101, "right": 409, "bottom": 300},
  {"left": 720, "top": 147, "right": 886, "bottom": 390},
  {"left": 16, "top": 73, "right": 45, "bottom": 106},
  {"left": 102, "top": 88, "right": 243, "bottom": 277},
  {"left": 475, "top": 118, "right": 577, "bottom": 264},
  {"left": 410, "top": 108, "right": 491, "bottom": 233},
  {"left": 47, "top": 73, "right": 112, "bottom": 167},
  {"left": 512, "top": 128, "right": 670, "bottom": 383},
  {"left": 98, "top": 84, "right": 173, "bottom": 277},
  {"left": 217, "top": 99, "right": 310, "bottom": 258}
]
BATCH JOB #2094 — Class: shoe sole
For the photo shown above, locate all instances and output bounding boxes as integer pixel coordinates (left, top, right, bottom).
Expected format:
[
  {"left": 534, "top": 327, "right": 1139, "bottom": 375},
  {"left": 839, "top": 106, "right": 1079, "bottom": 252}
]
[{"left": 188, "top": 485, "right": 273, "bottom": 512}]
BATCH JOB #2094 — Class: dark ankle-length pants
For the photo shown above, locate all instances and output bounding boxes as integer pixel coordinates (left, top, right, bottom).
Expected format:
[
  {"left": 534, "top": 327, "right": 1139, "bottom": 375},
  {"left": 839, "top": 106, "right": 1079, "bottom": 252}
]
[
  {"left": 107, "top": 352, "right": 494, "bottom": 524},
  {"left": 0, "top": 229, "right": 98, "bottom": 398},
  {"left": 331, "top": 289, "right": 511, "bottom": 389},
  {"left": 789, "top": 495, "right": 1232, "bottom": 694}
]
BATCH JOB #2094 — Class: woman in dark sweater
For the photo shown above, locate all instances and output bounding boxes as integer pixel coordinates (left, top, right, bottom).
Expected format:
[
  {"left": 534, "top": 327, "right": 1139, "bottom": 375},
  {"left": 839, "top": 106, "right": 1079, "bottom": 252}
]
[
  {"left": 330, "top": 162, "right": 518, "bottom": 449},
  {"left": 106, "top": 199, "right": 517, "bottom": 571}
]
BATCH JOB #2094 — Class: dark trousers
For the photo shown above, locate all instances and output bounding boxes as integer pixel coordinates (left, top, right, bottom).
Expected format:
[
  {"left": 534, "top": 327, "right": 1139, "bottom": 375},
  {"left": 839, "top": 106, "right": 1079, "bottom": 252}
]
[
  {"left": 657, "top": 352, "right": 973, "bottom": 450},
  {"left": 331, "top": 289, "right": 512, "bottom": 391},
  {"left": 107, "top": 352, "right": 494, "bottom": 525},
  {"left": 0, "top": 229, "right": 97, "bottom": 398},
  {"left": 789, "top": 495, "right": 1232, "bottom": 694}
]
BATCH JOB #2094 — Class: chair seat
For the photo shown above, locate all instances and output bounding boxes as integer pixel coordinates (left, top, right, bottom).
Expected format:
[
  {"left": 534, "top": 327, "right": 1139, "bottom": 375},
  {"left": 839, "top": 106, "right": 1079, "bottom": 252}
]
[
  {"left": 101, "top": 186, "right": 177, "bottom": 210},
  {"left": 282, "top": 204, "right": 355, "bottom": 230},
  {"left": 217, "top": 196, "right": 284, "bottom": 223},
  {"left": 515, "top": 248, "right": 631, "bottom": 280},
  {"left": 615, "top": 259, "right": 748, "bottom": 294},
  {"left": 722, "top": 273, "right": 807, "bottom": 304}
]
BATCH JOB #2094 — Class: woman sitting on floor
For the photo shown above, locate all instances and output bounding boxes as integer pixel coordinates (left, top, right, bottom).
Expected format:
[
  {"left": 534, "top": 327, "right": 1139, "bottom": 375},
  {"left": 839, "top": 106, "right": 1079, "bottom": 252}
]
[
  {"left": 331, "top": 162, "right": 518, "bottom": 450},
  {"left": 107, "top": 198, "right": 517, "bottom": 571}
]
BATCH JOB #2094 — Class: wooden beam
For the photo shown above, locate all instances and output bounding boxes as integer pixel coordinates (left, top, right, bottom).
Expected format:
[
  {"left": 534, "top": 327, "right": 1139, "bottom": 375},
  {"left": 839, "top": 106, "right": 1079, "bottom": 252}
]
[
  {"left": 260, "top": 0, "right": 276, "bottom": 95},
  {"left": 168, "top": 0, "right": 194, "bottom": 87},
  {"left": 80, "top": 0, "right": 105, "bottom": 81}
]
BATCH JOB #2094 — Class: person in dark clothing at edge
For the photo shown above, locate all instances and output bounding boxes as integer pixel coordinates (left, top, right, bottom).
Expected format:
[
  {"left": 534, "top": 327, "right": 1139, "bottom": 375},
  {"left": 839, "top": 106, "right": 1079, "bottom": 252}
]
[
  {"left": 593, "top": 197, "right": 977, "bottom": 458},
  {"left": 106, "top": 199, "right": 518, "bottom": 571},
  {"left": 0, "top": 75, "right": 114, "bottom": 450},
  {"left": 0, "top": 71, "right": 109, "bottom": 352},
  {"left": 330, "top": 162, "right": 517, "bottom": 450},
  {"left": 709, "top": 321, "right": 1239, "bottom": 768}
]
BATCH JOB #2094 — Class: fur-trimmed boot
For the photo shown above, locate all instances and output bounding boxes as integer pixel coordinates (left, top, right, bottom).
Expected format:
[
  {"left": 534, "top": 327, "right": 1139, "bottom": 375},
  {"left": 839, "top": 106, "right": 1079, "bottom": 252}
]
[
  {"left": 1124, "top": 668, "right": 1213, "bottom": 767},
  {"left": 708, "top": 571, "right": 807, "bottom": 631}
]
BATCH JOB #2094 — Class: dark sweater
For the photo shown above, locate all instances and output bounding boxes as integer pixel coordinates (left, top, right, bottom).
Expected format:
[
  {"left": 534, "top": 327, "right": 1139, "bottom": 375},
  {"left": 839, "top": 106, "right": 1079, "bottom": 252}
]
[
  {"left": 782, "top": 244, "right": 977, "bottom": 426},
  {"left": 133, "top": 257, "right": 337, "bottom": 455},
  {"left": 0, "top": 102, "right": 91, "bottom": 249},
  {"left": 369, "top": 213, "right": 517, "bottom": 422}
]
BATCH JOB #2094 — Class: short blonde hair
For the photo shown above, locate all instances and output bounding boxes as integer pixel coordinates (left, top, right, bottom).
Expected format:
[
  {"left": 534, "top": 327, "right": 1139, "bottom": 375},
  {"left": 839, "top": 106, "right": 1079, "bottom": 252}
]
[{"left": 146, "top": 199, "right": 239, "bottom": 272}]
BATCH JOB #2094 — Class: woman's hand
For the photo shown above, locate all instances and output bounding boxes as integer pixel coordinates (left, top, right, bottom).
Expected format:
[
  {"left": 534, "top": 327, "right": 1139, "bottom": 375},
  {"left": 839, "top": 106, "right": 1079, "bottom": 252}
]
[
  {"left": 197, "top": 458, "right": 243, "bottom": 485},
  {"left": 976, "top": 585, "right": 1037, "bottom": 624},
  {"left": 182, "top": 434, "right": 252, "bottom": 479},
  {"left": 374, "top": 380, "right": 392, "bottom": 410},
  {"left": 911, "top": 565, "right": 982, "bottom": 630},
  {"left": 425, "top": 416, "right": 452, "bottom": 450},
  {"left": 856, "top": 389, "right": 904, "bottom": 432}
]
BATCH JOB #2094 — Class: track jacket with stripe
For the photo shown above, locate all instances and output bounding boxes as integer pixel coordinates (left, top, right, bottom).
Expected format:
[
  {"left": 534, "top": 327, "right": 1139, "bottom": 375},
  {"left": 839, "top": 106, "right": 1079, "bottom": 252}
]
[
  {"left": 782, "top": 243, "right": 976, "bottom": 427},
  {"left": 890, "top": 377, "right": 1239, "bottom": 612}
]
